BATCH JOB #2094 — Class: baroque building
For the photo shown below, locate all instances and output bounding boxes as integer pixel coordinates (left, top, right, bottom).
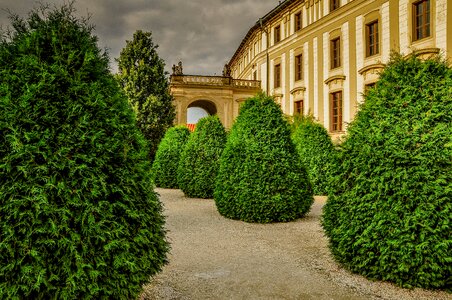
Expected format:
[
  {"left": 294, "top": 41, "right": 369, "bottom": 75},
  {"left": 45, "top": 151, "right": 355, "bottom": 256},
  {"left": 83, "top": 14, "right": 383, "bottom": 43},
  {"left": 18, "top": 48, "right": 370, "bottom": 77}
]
[{"left": 226, "top": 0, "right": 451, "bottom": 136}]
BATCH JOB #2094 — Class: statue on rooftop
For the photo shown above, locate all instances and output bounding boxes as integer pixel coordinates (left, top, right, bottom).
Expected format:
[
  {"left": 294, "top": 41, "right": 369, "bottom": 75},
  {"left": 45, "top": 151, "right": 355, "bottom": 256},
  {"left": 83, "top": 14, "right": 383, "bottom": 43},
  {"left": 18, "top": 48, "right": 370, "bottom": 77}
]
[
  {"left": 222, "top": 64, "right": 231, "bottom": 77},
  {"left": 172, "top": 61, "right": 183, "bottom": 75}
]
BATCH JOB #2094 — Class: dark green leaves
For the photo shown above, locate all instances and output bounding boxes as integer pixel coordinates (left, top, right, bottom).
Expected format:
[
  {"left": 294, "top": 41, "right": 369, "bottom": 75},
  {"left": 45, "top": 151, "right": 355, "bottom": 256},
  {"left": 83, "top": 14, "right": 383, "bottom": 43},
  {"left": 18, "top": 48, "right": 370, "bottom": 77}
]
[
  {"left": 152, "top": 126, "right": 190, "bottom": 188},
  {"left": 178, "top": 116, "right": 227, "bottom": 198},
  {"left": 322, "top": 54, "right": 452, "bottom": 291},
  {"left": 292, "top": 115, "right": 337, "bottom": 195},
  {"left": 0, "top": 4, "right": 168, "bottom": 299},
  {"left": 214, "top": 94, "right": 314, "bottom": 223}
]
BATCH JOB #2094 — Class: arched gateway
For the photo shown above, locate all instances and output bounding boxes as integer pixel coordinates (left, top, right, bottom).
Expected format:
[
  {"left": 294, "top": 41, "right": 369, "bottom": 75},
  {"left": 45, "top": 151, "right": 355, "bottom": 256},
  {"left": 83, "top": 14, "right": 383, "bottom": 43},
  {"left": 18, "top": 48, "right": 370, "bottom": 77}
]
[{"left": 170, "top": 72, "right": 261, "bottom": 129}]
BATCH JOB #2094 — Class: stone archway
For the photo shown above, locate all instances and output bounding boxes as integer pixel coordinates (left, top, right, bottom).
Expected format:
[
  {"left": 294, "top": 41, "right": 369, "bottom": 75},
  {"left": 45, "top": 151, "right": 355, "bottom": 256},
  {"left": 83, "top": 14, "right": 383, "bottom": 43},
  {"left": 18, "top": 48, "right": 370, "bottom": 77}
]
[
  {"left": 188, "top": 100, "right": 217, "bottom": 115},
  {"left": 170, "top": 74, "right": 261, "bottom": 129},
  {"left": 187, "top": 100, "right": 217, "bottom": 124}
]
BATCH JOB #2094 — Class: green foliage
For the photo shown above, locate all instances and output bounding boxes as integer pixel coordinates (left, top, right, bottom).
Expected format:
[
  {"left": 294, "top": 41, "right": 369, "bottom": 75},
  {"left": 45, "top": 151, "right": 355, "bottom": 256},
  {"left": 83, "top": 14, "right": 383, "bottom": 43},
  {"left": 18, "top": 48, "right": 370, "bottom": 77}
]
[
  {"left": 214, "top": 94, "right": 314, "bottom": 223},
  {"left": 116, "top": 30, "right": 175, "bottom": 161},
  {"left": 322, "top": 54, "right": 452, "bottom": 290},
  {"left": 152, "top": 126, "right": 190, "bottom": 188},
  {"left": 177, "top": 116, "right": 227, "bottom": 198},
  {"left": 0, "top": 4, "right": 168, "bottom": 299},
  {"left": 292, "top": 114, "right": 336, "bottom": 195}
]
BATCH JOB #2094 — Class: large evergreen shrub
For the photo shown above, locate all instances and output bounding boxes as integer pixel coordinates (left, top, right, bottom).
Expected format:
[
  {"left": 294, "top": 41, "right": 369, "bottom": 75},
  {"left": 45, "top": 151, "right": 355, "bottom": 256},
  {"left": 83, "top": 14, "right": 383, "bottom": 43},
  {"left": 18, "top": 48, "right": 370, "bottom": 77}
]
[
  {"left": 214, "top": 94, "right": 314, "bottom": 223},
  {"left": 177, "top": 115, "right": 227, "bottom": 198},
  {"left": 322, "top": 54, "right": 452, "bottom": 290},
  {"left": 0, "top": 5, "right": 168, "bottom": 299},
  {"left": 152, "top": 126, "right": 190, "bottom": 188},
  {"left": 292, "top": 115, "right": 336, "bottom": 195}
]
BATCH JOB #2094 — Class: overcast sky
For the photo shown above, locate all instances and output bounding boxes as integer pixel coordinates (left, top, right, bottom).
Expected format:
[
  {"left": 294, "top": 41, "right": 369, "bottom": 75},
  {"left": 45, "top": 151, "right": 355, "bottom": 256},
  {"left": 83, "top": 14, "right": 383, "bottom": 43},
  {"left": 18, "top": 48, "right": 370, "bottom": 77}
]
[{"left": 1, "top": 0, "right": 279, "bottom": 75}]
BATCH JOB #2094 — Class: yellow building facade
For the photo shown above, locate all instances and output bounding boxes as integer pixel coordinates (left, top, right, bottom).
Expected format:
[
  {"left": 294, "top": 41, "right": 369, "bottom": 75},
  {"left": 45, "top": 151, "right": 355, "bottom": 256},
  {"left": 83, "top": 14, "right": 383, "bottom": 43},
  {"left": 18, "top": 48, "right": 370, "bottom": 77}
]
[{"left": 228, "top": 0, "right": 451, "bottom": 136}]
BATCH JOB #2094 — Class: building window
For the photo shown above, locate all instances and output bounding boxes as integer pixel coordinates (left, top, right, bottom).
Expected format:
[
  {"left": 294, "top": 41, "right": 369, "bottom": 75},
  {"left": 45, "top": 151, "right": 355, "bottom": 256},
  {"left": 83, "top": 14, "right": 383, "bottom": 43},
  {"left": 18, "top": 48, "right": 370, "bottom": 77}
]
[
  {"left": 413, "top": 0, "right": 430, "bottom": 41},
  {"left": 274, "top": 25, "right": 281, "bottom": 44},
  {"left": 295, "top": 100, "right": 304, "bottom": 114},
  {"left": 364, "top": 82, "right": 376, "bottom": 94},
  {"left": 295, "top": 54, "right": 303, "bottom": 81},
  {"left": 295, "top": 12, "right": 302, "bottom": 31},
  {"left": 274, "top": 64, "right": 281, "bottom": 88},
  {"left": 366, "top": 21, "right": 379, "bottom": 57},
  {"left": 330, "top": 37, "right": 341, "bottom": 69},
  {"left": 330, "top": 91, "right": 343, "bottom": 131},
  {"left": 330, "top": 0, "right": 340, "bottom": 12},
  {"left": 253, "top": 70, "right": 257, "bottom": 80}
]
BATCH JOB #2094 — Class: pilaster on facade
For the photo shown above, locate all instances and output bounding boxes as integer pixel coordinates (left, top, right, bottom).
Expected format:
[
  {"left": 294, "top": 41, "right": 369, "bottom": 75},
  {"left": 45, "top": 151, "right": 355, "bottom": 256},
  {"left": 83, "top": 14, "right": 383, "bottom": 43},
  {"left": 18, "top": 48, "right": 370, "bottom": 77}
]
[
  {"left": 289, "top": 49, "right": 295, "bottom": 115},
  {"left": 356, "top": 15, "right": 364, "bottom": 104},
  {"left": 323, "top": 32, "right": 329, "bottom": 129},
  {"left": 303, "top": 5, "right": 308, "bottom": 28},
  {"left": 323, "top": 0, "right": 329, "bottom": 19},
  {"left": 313, "top": 37, "right": 319, "bottom": 120},
  {"left": 399, "top": 0, "right": 409, "bottom": 54},
  {"left": 303, "top": 41, "right": 310, "bottom": 115},
  {"left": 436, "top": 0, "right": 447, "bottom": 51},
  {"left": 281, "top": 53, "right": 287, "bottom": 113},
  {"left": 342, "top": 21, "right": 351, "bottom": 129},
  {"left": 261, "top": 63, "right": 268, "bottom": 94},
  {"left": 381, "top": 2, "right": 390, "bottom": 63}
]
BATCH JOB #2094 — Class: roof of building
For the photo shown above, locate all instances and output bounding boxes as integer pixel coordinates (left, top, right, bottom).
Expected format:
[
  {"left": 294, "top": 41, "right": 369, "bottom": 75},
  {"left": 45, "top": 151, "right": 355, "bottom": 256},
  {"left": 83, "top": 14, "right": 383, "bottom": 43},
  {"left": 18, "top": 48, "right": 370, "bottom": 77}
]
[{"left": 228, "top": 0, "right": 299, "bottom": 67}]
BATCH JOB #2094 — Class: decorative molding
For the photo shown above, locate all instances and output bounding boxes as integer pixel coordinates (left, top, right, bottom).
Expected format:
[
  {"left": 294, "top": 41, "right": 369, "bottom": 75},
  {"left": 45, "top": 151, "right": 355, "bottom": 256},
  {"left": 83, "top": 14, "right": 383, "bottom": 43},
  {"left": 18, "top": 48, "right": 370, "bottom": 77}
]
[
  {"left": 324, "top": 74, "right": 346, "bottom": 85},
  {"left": 412, "top": 47, "right": 441, "bottom": 56},
  {"left": 290, "top": 86, "right": 306, "bottom": 94},
  {"left": 358, "top": 63, "right": 385, "bottom": 75}
]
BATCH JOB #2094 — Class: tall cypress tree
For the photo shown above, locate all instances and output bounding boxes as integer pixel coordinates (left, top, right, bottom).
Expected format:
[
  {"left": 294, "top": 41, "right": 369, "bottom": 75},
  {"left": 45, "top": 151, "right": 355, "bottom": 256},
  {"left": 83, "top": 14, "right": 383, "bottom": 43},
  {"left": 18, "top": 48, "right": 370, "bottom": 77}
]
[
  {"left": 0, "top": 4, "right": 168, "bottom": 299},
  {"left": 116, "top": 30, "right": 175, "bottom": 160}
]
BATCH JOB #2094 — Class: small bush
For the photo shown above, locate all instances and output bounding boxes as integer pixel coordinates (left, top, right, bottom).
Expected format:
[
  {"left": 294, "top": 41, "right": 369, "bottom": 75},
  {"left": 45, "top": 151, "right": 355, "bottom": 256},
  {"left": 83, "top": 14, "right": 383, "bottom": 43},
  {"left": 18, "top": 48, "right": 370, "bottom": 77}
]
[
  {"left": 292, "top": 114, "right": 336, "bottom": 195},
  {"left": 214, "top": 94, "right": 314, "bottom": 223},
  {"left": 152, "top": 126, "right": 190, "bottom": 188},
  {"left": 0, "top": 4, "right": 168, "bottom": 299},
  {"left": 177, "top": 115, "right": 227, "bottom": 198},
  {"left": 322, "top": 54, "right": 452, "bottom": 290}
]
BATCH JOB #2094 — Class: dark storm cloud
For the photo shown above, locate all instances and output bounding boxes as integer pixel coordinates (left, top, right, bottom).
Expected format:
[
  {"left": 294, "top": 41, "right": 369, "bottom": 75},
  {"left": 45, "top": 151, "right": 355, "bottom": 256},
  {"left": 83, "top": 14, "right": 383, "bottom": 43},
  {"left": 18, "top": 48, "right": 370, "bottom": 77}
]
[{"left": 1, "top": 0, "right": 278, "bottom": 75}]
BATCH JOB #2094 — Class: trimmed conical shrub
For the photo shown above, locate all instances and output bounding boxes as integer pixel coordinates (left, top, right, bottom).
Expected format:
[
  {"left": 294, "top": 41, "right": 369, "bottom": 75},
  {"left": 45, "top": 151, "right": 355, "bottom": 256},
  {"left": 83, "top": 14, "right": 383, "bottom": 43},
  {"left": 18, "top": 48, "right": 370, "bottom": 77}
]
[
  {"left": 0, "top": 5, "right": 168, "bottom": 299},
  {"left": 152, "top": 126, "right": 190, "bottom": 188},
  {"left": 292, "top": 114, "right": 336, "bottom": 195},
  {"left": 214, "top": 94, "right": 314, "bottom": 223},
  {"left": 322, "top": 54, "right": 452, "bottom": 290},
  {"left": 177, "top": 115, "right": 227, "bottom": 198}
]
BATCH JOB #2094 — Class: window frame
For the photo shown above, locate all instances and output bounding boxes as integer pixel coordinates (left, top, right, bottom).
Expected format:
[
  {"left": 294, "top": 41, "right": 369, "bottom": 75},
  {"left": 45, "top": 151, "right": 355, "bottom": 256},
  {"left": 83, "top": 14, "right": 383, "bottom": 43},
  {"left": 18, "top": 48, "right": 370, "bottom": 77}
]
[
  {"left": 274, "top": 25, "right": 281, "bottom": 44},
  {"left": 294, "top": 100, "right": 304, "bottom": 115},
  {"left": 330, "top": 0, "right": 340, "bottom": 12},
  {"left": 295, "top": 54, "right": 303, "bottom": 81},
  {"left": 366, "top": 20, "right": 379, "bottom": 57},
  {"left": 330, "top": 37, "right": 341, "bottom": 69},
  {"left": 412, "top": 0, "right": 431, "bottom": 41},
  {"left": 274, "top": 63, "right": 281, "bottom": 88},
  {"left": 295, "top": 12, "right": 302, "bottom": 31},
  {"left": 330, "top": 91, "right": 343, "bottom": 132}
]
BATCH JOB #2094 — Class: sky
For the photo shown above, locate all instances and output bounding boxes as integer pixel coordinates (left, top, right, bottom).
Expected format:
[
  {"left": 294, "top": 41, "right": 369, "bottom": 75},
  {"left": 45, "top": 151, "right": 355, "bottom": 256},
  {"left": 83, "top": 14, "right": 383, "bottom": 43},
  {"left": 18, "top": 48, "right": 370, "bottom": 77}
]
[{"left": 0, "top": 0, "right": 279, "bottom": 76}]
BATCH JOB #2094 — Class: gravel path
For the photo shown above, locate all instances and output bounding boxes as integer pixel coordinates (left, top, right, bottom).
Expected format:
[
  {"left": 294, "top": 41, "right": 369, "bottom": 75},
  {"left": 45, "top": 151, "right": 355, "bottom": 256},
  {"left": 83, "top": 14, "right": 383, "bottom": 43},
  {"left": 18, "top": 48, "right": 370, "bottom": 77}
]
[{"left": 141, "top": 188, "right": 451, "bottom": 300}]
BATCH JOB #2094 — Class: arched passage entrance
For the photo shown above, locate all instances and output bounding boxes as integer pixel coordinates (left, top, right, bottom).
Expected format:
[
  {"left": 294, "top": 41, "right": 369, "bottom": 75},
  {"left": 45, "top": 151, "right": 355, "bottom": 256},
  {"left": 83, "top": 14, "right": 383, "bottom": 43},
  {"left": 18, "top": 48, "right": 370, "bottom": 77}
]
[{"left": 187, "top": 100, "right": 217, "bottom": 124}]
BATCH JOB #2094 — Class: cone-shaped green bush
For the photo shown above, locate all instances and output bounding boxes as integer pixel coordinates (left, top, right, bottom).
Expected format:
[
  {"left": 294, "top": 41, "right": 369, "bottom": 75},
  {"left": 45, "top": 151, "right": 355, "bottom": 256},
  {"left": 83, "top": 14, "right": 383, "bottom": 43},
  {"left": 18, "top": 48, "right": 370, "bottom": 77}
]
[
  {"left": 214, "top": 94, "right": 314, "bottom": 223},
  {"left": 322, "top": 54, "right": 452, "bottom": 290},
  {"left": 292, "top": 115, "right": 336, "bottom": 195},
  {"left": 177, "top": 115, "right": 227, "bottom": 198},
  {"left": 152, "top": 126, "right": 190, "bottom": 188},
  {"left": 0, "top": 5, "right": 168, "bottom": 299}
]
